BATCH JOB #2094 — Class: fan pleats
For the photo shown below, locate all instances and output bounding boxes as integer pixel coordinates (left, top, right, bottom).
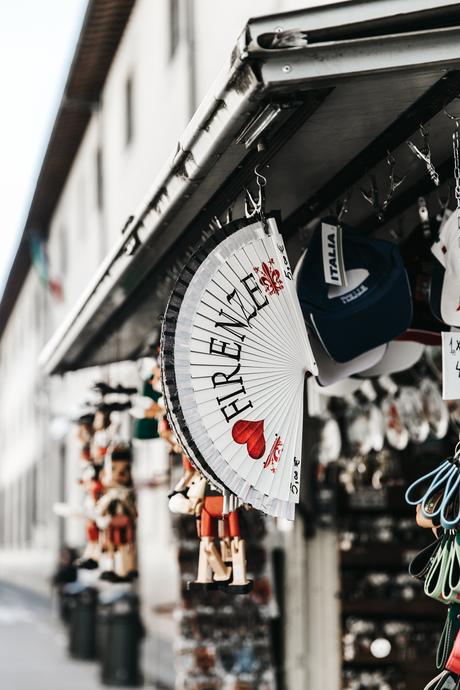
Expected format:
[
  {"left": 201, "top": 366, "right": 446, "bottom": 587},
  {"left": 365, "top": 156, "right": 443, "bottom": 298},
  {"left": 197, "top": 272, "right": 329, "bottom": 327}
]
[{"left": 160, "top": 217, "right": 317, "bottom": 519}]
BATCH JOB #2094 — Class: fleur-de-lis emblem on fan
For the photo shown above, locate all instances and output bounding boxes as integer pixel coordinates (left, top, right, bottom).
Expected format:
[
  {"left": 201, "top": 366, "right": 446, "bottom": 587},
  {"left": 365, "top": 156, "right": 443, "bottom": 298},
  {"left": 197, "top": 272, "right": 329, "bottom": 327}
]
[
  {"left": 254, "top": 258, "right": 284, "bottom": 295},
  {"left": 263, "top": 435, "right": 283, "bottom": 474}
]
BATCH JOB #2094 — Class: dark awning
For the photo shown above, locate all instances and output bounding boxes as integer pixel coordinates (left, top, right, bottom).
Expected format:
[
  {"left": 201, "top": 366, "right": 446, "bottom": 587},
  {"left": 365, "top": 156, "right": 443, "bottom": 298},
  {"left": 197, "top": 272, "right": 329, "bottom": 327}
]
[{"left": 40, "top": 0, "right": 460, "bottom": 374}]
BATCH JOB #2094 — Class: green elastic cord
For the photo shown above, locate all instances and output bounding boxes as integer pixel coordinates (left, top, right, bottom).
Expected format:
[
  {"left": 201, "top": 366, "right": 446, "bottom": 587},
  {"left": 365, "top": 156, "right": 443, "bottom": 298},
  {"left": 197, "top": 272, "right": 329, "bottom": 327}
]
[
  {"left": 449, "top": 535, "right": 460, "bottom": 598},
  {"left": 443, "top": 544, "right": 458, "bottom": 602},
  {"left": 426, "top": 536, "right": 454, "bottom": 603},
  {"left": 437, "top": 604, "right": 460, "bottom": 669}
]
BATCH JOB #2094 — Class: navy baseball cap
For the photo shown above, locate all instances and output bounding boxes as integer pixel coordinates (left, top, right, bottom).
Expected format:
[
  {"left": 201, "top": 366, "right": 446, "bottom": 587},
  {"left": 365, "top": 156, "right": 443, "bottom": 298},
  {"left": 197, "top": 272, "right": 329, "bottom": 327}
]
[{"left": 297, "top": 220, "right": 413, "bottom": 363}]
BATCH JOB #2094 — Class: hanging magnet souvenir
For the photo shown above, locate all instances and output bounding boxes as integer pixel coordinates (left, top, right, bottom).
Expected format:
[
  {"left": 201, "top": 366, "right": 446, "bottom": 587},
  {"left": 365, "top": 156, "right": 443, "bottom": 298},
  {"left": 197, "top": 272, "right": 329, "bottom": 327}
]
[
  {"left": 379, "top": 378, "right": 409, "bottom": 451},
  {"left": 395, "top": 386, "right": 430, "bottom": 444},
  {"left": 421, "top": 377, "right": 450, "bottom": 440}
]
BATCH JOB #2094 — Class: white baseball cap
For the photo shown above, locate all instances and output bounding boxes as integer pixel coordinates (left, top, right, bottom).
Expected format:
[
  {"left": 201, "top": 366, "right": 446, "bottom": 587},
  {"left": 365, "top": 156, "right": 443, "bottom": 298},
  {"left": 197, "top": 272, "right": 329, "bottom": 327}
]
[
  {"left": 357, "top": 340, "right": 424, "bottom": 378},
  {"left": 308, "top": 326, "right": 386, "bottom": 386}
]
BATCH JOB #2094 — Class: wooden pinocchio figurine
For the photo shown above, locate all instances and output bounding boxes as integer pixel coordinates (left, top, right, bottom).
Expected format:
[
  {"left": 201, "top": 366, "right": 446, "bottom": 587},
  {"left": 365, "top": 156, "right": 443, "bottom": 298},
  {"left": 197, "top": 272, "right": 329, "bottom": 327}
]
[
  {"left": 169, "top": 459, "right": 252, "bottom": 594},
  {"left": 75, "top": 413, "right": 95, "bottom": 467},
  {"left": 78, "top": 464, "right": 104, "bottom": 570},
  {"left": 170, "top": 453, "right": 197, "bottom": 495},
  {"left": 158, "top": 417, "right": 182, "bottom": 454},
  {"left": 96, "top": 444, "right": 138, "bottom": 583},
  {"left": 92, "top": 404, "right": 112, "bottom": 465}
]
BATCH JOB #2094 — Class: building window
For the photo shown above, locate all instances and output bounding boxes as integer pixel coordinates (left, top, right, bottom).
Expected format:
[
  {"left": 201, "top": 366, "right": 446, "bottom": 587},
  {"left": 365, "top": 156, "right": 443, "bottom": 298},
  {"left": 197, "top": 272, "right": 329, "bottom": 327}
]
[
  {"left": 125, "top": 76, "right": 134, "bottom": 146},
  {"left": 96, "top": 148, "right": 103, "bottom": 209},
  {"left": 169, "top": 0, "right": 180, "bottom": 58}
]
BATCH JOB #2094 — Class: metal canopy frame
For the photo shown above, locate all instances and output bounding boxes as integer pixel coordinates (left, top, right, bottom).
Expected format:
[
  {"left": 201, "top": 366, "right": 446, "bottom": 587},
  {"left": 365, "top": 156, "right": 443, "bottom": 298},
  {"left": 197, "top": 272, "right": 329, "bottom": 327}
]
[{"left": 40, "top": 0, "right": 460, "bottom": 375}]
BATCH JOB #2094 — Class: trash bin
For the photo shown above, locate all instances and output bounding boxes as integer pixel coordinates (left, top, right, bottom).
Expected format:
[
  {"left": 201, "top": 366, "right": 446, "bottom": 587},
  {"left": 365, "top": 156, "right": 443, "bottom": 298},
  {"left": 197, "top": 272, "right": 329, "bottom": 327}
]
[
  {"left": 59, "top": 585, "right": 74, "bottom": 625},
  {"left": 97, "top": 592, "right": 112, "bottom": 661},
  {"left": 65, "top": 582, "right": 97, "bottom": 660},
  {"left": 97, "top": 589, "right": 128, "bottom": 662},
  {"left": 99, "top": 592, "right": 144, "bottom": 687}
]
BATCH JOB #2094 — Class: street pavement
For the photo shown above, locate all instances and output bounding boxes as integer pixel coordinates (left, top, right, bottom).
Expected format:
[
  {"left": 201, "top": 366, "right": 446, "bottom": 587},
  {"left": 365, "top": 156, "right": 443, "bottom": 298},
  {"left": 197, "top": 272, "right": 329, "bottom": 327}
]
[{"left": 0, "top": 580, "right": 107, "bottom": 690}]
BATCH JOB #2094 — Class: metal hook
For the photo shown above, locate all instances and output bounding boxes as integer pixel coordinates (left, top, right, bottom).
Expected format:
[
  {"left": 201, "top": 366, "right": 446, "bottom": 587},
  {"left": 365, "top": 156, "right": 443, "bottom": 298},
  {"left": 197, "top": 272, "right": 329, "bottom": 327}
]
[
  {"left": 382, "top": 152, "right": 406, "bottom": 212},
  {"left": 244, "top": 187, "right": 260, "bottom": 218},
  {"left": 437, "top": 187, "right": 451, "bottom": 210},
  {"left": 436, "top": 186, "right": 452, "bottom": 225},
  {"left": 336, "top": 189, "right": 352, "bottom": 224},
  {"left": 360, "top": 174, "right": 381, "bottom": 219},
  {"left": 254, "top": 164, "right": 267, "bottom": 188},
  {"left": 245, "top": 165, "right": 269, "bottom": 234},
  {"left": 444, "top": 96, "right": 460, "bottom": 123},
  {"left": 360, "top": 154, "right": 406, "bottom": 221},
  {"left": 209, "top": 215, "right": 223, "bottom": 232},
  {"left": 407, "top": 125, "right": 440, "bottom": 186}
]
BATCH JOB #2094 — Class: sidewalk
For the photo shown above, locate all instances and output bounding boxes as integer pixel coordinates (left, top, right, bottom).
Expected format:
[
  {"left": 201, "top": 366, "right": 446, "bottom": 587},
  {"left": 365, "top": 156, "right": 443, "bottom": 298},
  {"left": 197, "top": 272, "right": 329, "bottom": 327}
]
[{"left": 0, "top": 580, "right": 168, "bottom": 690}]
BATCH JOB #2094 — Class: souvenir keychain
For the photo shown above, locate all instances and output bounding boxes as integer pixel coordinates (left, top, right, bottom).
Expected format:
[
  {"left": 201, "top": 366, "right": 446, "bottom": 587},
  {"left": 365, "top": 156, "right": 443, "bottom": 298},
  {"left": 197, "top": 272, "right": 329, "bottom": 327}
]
[
  {"left": 407, "top": 436, "right": 460, "bottom": 688},
  {"left": 406, "top": 455, "right": 460, "bottom": 529}
]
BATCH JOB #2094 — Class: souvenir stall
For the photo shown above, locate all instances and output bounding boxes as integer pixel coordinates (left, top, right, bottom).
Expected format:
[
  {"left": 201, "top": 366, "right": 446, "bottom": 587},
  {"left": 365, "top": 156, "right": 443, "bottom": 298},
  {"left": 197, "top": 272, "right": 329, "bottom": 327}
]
[{"left": 39, "top": 3, "right": 460, "bottom": 689}]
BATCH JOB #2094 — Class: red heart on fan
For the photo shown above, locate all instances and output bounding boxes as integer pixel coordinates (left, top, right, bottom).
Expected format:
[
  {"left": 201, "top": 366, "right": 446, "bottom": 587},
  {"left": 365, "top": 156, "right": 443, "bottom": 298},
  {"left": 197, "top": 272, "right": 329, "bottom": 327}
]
[{"left": 232, "top": 419, "right": 266, "bottom": 459}]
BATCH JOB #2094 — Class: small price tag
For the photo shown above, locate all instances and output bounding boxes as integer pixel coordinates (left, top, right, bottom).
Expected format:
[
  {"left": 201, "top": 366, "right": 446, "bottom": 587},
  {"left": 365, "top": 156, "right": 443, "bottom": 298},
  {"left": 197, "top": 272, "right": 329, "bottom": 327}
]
[{"left": 442, "top": 331, "right": 460, "bottom": 400}]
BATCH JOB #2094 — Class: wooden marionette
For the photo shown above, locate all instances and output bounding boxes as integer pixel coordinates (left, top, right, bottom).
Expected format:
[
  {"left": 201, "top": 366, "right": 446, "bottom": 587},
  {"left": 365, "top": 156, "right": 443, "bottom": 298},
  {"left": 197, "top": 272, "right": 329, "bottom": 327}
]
[
  {"left": 92, "top": 404, "right": 112, "bottom": 465},
  {"left": 96, "top": 444, "right": 138, "bottom": 583},
  {"left": 158, "top": 416, "right": 182, "bottom": 454},
  {"left": 77, "top": 464, "right": 104, "bottom": 569},
  {"left": 75, "top": 413, "right": 95, "bottom": 466},
  {"left": 149, "top": 359, "right": 162, "bottom": 393},
  {"left": 169, "top": 473, "right": 252, "bottom": 594},
  {"left": 141, "top": 358, "right": 163, "bottom": 411},
  {"left": 169, "top": 454, "right": 198, "bottom": 496}
]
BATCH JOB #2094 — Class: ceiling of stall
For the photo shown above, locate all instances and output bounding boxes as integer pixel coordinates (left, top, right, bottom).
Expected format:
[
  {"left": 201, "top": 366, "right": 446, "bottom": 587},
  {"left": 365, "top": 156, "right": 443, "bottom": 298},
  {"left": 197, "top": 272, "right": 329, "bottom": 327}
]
[{"left": 39, "top": 1, "right": 460, "bottom": 374}]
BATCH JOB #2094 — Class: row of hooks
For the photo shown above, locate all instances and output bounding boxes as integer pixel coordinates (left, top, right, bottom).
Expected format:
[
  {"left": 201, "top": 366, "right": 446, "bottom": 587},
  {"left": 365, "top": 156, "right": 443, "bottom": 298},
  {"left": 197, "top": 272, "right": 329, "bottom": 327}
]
[{"left": 211, "top": 98, "right": 460, "bottom": 233}]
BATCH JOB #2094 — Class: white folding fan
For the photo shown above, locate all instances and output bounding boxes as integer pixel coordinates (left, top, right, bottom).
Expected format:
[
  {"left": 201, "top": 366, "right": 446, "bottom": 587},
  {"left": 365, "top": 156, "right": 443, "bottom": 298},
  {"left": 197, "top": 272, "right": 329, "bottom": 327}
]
[{"left": 161, "top": 216, "right": 318, "bottom": 519}]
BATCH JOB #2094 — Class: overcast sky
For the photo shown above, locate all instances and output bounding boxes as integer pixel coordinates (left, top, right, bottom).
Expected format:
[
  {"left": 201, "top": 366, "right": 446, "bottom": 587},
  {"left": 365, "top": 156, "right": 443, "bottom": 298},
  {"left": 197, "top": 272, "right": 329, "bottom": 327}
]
[{"left": 0, "top": 0, "right": 88, "bottom": 296}]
